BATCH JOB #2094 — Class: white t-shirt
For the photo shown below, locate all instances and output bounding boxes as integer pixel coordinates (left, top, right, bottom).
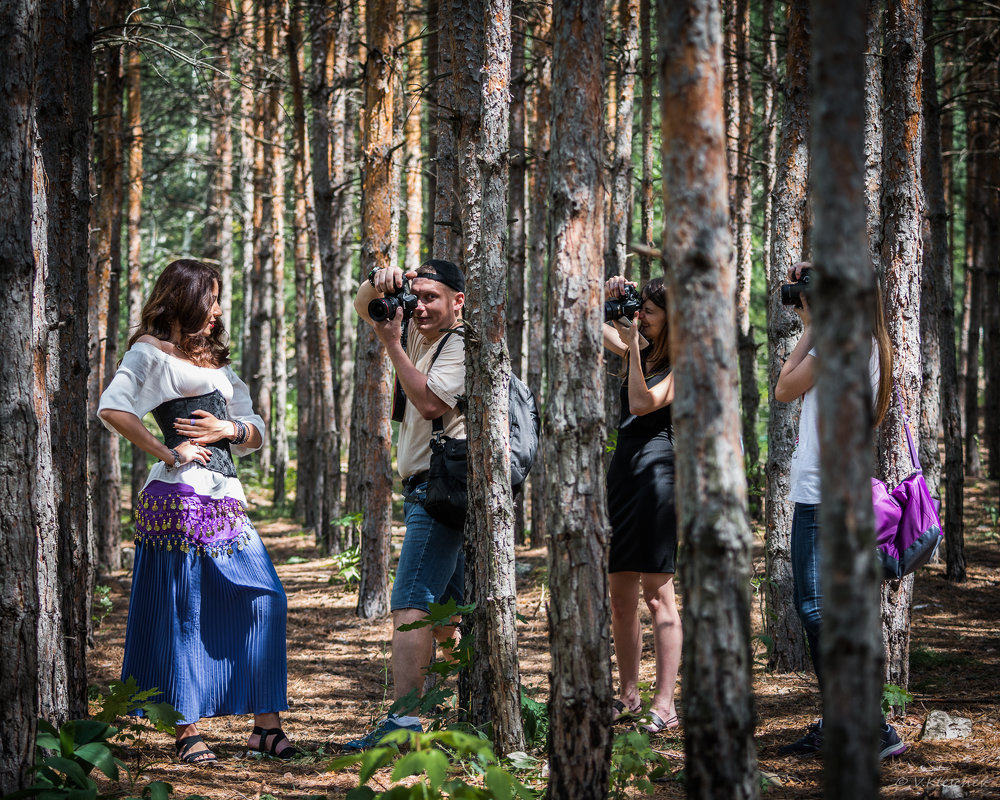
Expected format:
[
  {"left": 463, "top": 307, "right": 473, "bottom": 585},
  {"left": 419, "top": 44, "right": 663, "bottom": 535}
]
[
  {"left": 98, "top": 342, "right": 266, "bottom": 506},
  {"left": 788, "top": 342, "right": 881, "bottom": 504}
]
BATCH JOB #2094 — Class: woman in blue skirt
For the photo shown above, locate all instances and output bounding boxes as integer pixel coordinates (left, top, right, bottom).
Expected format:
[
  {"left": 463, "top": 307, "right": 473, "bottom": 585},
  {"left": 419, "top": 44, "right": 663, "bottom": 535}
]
[{"left": 99, "top": 260, "right": 295, "bottom": 765}]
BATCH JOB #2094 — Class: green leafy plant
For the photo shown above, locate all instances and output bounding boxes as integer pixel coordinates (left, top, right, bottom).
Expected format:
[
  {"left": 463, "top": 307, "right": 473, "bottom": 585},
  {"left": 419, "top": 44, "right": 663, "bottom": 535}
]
[
  {"left": 1, "top": 719, "right": 118, "bottom": 800},
  {"left": 609, "top": 730, "right": 669, "bottom": 799},
  {"left": 92, "top": 678, "right": 182, "bottom": 784},
  {"left": 330, "top": 543, "right": 362, "bottom": 589},
  {"left": 881, "top": 683, "right": 914, "bottom": 717},
  {"left": 329, "top": 728, "right": 536, "bottom": 800},
  {"left": 92, "top": 585, "right": 113, "bottom": 628},
  {"left": 519, "top": 689, "right": 549, "bottom": 751}
]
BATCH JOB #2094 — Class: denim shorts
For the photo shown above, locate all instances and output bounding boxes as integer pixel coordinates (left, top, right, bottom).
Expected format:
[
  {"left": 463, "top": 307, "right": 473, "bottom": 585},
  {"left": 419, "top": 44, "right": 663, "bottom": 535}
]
[{"left": 390, "top": 482, "right": 465, "bottom": 612}]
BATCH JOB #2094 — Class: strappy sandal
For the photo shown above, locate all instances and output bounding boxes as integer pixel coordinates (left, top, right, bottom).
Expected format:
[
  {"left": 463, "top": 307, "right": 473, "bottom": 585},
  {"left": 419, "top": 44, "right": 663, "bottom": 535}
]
[
  {"left": 612, "top": 699, "right": 642, "bottom": 724},
  {"left": 175, "top": 733, "right": 219, "bottom": 765},
  {"left": 640, "top": 710, "right": 680, "bottom": 734},
  {"left": 249, "top": 726, "right": 299, "bottom": 760}
]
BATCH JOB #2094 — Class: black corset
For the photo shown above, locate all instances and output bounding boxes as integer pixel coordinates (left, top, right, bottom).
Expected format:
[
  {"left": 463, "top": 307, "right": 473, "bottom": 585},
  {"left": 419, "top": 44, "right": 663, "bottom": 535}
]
[{"left": 152, "top": 390, "right": 237, "bottom": 478}]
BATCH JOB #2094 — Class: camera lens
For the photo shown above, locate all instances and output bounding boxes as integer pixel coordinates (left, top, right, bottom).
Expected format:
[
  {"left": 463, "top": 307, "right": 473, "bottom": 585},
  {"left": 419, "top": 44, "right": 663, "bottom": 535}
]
[{"left": 369, "top": 295, "right": 400, "bottom": 322}]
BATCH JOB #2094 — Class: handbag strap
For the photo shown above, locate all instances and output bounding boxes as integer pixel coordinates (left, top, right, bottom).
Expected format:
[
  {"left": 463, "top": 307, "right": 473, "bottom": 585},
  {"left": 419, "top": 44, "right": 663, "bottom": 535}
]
[
  {"left": 430, "top": 327, "right": 462, "bottom": 434},
  {"left": 894, "top": 384, "right": 921, "bottom": 472}
]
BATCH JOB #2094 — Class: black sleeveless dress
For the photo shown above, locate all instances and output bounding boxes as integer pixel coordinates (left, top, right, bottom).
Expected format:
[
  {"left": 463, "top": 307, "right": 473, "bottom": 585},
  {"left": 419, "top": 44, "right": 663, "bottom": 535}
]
[{"left": 606, "top": 370, "right": 678, "bottom": 574}]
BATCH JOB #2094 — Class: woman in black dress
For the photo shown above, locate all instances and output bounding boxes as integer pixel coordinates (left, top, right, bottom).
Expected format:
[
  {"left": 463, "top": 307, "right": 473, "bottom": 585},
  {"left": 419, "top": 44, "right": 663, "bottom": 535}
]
[{"left": 603, "top": 275, "right": 680, "bottom": 734}]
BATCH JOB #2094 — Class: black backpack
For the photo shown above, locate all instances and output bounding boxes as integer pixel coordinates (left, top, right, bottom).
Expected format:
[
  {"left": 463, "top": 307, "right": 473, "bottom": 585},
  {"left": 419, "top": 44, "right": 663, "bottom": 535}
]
[{"left": 429, "top": 328, "right": 540, "bottom": 493}]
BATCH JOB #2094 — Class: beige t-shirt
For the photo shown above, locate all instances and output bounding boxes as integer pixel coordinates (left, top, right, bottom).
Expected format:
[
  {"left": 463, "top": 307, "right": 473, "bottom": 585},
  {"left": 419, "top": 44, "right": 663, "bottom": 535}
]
[{"left": 396, "top": 328, "right": 467, "bottom": 479}]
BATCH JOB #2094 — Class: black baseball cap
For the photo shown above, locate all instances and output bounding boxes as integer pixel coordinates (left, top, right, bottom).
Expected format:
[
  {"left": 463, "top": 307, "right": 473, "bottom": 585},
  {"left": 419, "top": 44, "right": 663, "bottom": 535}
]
[{"left": 417, "top": 259, "right": 465, "bottom": 293}]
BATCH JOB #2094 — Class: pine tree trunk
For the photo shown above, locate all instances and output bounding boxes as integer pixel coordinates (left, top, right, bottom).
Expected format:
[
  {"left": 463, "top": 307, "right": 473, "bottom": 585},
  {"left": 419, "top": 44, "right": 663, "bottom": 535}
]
[
  {"left": 735, "top": 0, "right": 760, "bottom": 520},
  {"left": 1, "top": 4, "right": 43, "bottom": 785},
  {"left": 527, "top": 0, "right": 551, "bottom": 550},
  {"left": 606, "top": 0, "right": 637, "bottom": 281},
  {"left": 238, "top": 0, "right": 256, "bottom": 369},
  {"left": 352, "top": 0, "right": 398, "bottom": 618},
  {"left": 979, "top": 52, "right": 1000, "bottom": 479},
  {"left": 961, "top": 86, "right": 982, "bottom": 478},
  {"left": 878, "top": 0, "right": 923, "bottom": 699},
  {"left": 38, "top": 0, "right": 94, "bottom": 724},
  {"left": 125, "top": 28, "right": 149, "bottom": 507},
  {"left": 0, "top": 2, "right": 43, "bottom": 777},
  {"left": 466, "top": 0, "right": 525, "bottom": 754},
  {"left": 404, "top": 10, "right": 423, "bottom": 271},
  {"left": 922, "top": 0, "right": 965, "bottom": 582},
  {"left": 508, "top": 1, "right": 528, "bottom": 544},
  {"left": 544, "top": 2, "right": 612, "bottom": 798},
  {"left": 638, "top": 0, "right": 653, "bottom": 285},
  {"left": 90, "top": 0, "right": 126, "bottom": 576},
  {"left": 765, "top": 0, "right": 809, "bottom": 674},
  {"left": 658, "top": 2, "right": 758, "bottom": 796},
  {"left": 864, "top": 0, "right": 883, "bottom": 277},
  {"left": 450, "top": 0, "right": 490, "bottom": 724},
  {"left": 432, "top": 3, "right": 460, "bottom": 262},
  {"left": 811, "top": 0, "right": 884, "bottom": 792}
]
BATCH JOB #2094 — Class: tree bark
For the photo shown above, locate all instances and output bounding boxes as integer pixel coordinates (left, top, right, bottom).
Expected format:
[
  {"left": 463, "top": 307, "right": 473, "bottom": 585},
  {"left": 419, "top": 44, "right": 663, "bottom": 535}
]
[
  {"left": 271, "top": 0, "right": 289, "bottom": 508},
  {"left": 735, "top": 0, "right": 760, "bottom": 521},
  {"left": 765, "top": 0, "right": 810, "bottom": 673},
  {"left": 638, "top": 0, "right": 654, "bottom": 286},
  {"left": 352, "top": 0, "right": 398, "bottom": 618},
  {"left": 432, "top": 2, "right": 460, "bottom": 262},
  {"left": 878, "top": 0, "right": 923, "bottom": 698},
  {"left": 37, "top": 0, "right": 94, "bottom": 725},
  {"left": 90, "top": 0, "right": 126, "bottom": 576},
  {"left": 0, "top": 1, "right": 42, "bottom": 786},
  {"left": 811, "top": 0, "right": 885, "bottom": 793},
  {"left": 606, "top": 0, "right": 638, "bottom": 282},
  {"left": 404, "top": 9, "right": 424, "bottom": 271},
  {"left": 922, "top": 0, "right": 964, "bottom": 581},
  {"left": 544, "top": 2, "right": 612, "bottom": 798},
  {"left": 658, "top": 2, "right": 758, "bottom": 797},
  {"left": 465, "top": 0, "right": 525, "bottom": 754},
  {"left": 527, "top": 0, "right": 551, "bottom": 549},
  {"left": 124, "top": 23, "right": 148, "bottom": 508},
  {"left": 864, "top": 0, "right": 883, "bottom": 277}
]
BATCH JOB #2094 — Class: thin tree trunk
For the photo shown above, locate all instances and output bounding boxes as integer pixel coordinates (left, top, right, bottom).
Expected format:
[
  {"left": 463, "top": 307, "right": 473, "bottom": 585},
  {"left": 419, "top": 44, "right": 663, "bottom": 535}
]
[
  {"left": 735, "top": 0, "right": 760, "bottom": 520},
  {"left": 38, "top": 0, "right": 94, "bottom": 725},
  {"left": 979, "top": 54, "right": 1000, "bottom": 479},
  {"left": 209, "top": 0, "right": 236, "bottom": 335},
  {"left": 0, "top": 0, "right": 43, "bottom": 777},
  {"left": 239, "top": 0, "right": 257, "bottom": 370},
  {"left": 527, "top": 0, "right": 551, "bottom": 550},
  {"left": 508, "top": 0, "right": 528, "bottom": 544},
  {"left": 765, "top": 0, "right": 810, "bottom": 674},
  {"left": 658, "top": 2, "right": 758, "bottom": 796},
  {"left": 90, "top": 0, "right": 125, "bottom": 576},
  {"left": 352, "top": 0, "right": 398, "bottom": 618},
  {"left": 878, "top": 0, "right": 923, "bottom": 699},
  {"left": 404, "top": 9, "right": 424, "bottom": 271},
  {"left": 922, "top": 0, "right": 964, "bottom": 582},
  {"left": 432, "top": 3, "right": 460, "bottom": 261},
  {"left": 125, "top": 27, "right": 148, "bottom": 506},
  {"left": 545, "top": 2, "right": 612, "bottom": 797},
  {"left": 865, "top": 0, "right": 883, "bottom": 277},
  {"left": 811, "top": 0, "right": 884, "bottom": 792},
  {"left": 638, "top": 0, "right": 653, "bottom": 286},
  {"left": 606, "top": 0, "right": 638, "bottom": 281}
]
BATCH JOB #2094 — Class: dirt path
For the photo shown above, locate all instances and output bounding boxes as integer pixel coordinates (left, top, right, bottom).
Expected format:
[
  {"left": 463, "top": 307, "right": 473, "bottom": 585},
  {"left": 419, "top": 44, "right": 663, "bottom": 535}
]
[{"left": 91, "top": 478, "right": 1000, "bottom": 799}]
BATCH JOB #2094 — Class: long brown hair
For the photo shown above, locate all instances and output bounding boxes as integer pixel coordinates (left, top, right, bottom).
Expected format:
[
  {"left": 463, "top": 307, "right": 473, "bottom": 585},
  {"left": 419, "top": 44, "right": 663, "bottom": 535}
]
[
  {"left": 640, "top": 277, "right": 671, "bottom": 376},
  {"left": 129, "top": 259, "right": 230, "bottom": 368},
  {"left": 872, "top": 282, "right": 893, "bottom": 427}
]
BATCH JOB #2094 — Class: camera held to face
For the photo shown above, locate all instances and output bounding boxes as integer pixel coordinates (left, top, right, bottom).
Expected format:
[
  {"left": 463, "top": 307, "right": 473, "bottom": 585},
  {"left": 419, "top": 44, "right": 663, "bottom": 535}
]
[
  {"left": 605, "top": 284, "right": 642, "bottom": 322},
  {"left": 369, "top": 278, "right": 418, "bottom": 322},
  {"left": 780, "top": 267, "right": 813, "bottom": 309}
]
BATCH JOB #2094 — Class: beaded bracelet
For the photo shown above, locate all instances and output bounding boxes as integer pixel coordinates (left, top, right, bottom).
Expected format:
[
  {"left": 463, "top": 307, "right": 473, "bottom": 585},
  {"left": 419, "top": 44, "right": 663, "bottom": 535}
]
[{"left": 232, "top": 419, "right": 249, "bottom": 446}]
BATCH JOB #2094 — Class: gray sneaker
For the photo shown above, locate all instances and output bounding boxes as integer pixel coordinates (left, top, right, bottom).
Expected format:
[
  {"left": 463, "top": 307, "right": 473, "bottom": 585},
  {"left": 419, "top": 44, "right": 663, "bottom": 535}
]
[
  {"left": 777, "top": 720, "right": 823, "bottom": 756},
  {"left": 879, "top": 723, "right": 907, "bottom": 759}
]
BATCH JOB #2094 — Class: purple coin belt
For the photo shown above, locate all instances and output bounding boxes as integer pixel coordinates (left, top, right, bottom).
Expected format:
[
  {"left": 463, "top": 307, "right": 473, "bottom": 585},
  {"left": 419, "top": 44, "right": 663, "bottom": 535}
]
[{"left": 133, "top": 480, "right": 250, "bottom": 558}]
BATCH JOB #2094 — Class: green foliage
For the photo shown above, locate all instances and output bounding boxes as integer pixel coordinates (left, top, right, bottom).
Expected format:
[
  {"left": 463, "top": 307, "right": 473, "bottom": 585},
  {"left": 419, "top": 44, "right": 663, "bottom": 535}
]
[
  {"left": 1, "top": 719, "right": 120, "bottom": 800},
  {"left": 881, "top": 683, "right": 914, "bottom": 717},
  {"left": 329, "top": 729, "right": 537, "bottom": 800},
  {"left": 329, "top": 543, "right": 362, "bottom": 589},
  {"left": 518, "top": 689, "right": 548, "bottom": 751},
  {"left": 92, "top": 585, "right": 113, "bottom": 628},
  {"left": 92, "top": 678, "right": 182, "bottom": 784},
  {"left": 609, "top": 730, "right": 670, "bottom": 799}
]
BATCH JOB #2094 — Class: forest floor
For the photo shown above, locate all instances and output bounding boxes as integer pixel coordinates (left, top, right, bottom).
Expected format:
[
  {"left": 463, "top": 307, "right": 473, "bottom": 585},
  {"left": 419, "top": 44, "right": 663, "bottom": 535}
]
[{"left": 90, "top": 472, "right": 1000, "bottom": 800}]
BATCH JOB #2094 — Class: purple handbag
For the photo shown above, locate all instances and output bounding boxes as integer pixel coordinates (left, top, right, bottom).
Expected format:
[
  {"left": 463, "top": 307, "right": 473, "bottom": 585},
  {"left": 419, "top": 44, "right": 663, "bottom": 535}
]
[{"left": 872, "top": 390, "right": 943, "bottom": 580}]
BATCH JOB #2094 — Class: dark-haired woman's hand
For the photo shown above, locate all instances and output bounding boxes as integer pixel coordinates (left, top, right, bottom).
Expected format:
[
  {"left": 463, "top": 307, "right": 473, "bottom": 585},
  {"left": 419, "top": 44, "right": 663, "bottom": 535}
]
[
  {"left": 174, "top": 409, "right": 232, "bottom": 446},
  {"left": 605, "top": 275, "right": 636, "bottom": 299},
  {"left": 175, "top": 439, "right": 211, "bottom": 466}
]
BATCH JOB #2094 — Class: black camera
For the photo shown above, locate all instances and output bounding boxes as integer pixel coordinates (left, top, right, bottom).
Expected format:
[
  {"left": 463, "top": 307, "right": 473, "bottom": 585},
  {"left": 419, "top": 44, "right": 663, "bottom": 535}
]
[
  {"left": 780, "top": 268, "right": 813, "bottom": 309},
  {"left": 605, "top": 284, "right": 642, "bottom": 322},
  {"left": 369, "top": 278, "right": 418, "bottom": 322}
]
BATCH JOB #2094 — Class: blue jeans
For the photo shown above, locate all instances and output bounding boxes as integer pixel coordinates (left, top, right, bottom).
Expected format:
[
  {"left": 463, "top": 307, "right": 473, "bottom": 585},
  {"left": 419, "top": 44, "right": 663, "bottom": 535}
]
[
  {"left": 390, "top": 482, "right": 465, "bottom": 612},
  {"left": 791, "top": 502, "right": 824, "bottom": 691}
]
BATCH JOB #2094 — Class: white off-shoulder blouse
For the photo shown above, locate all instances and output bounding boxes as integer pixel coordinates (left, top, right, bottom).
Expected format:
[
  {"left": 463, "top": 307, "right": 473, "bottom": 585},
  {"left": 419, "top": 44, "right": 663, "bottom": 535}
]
[{"left": 98, "top": 342, "right": 266, "bottom": 507}]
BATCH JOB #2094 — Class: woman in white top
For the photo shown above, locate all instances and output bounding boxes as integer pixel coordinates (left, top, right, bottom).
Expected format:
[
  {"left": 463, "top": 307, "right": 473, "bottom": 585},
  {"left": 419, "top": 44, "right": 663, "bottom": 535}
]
[
  {"left": 99, "top": 260, "right": 295, "bottom": 765},
  {"left": 774, "top": 261, "right": 904, "bottom": 760}
]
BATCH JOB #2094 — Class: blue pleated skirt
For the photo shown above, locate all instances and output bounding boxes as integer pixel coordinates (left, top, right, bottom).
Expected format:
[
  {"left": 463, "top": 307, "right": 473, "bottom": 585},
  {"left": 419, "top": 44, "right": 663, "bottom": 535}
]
[{"left": 122, "top": 506, "right": 288, "bottom": 725}]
